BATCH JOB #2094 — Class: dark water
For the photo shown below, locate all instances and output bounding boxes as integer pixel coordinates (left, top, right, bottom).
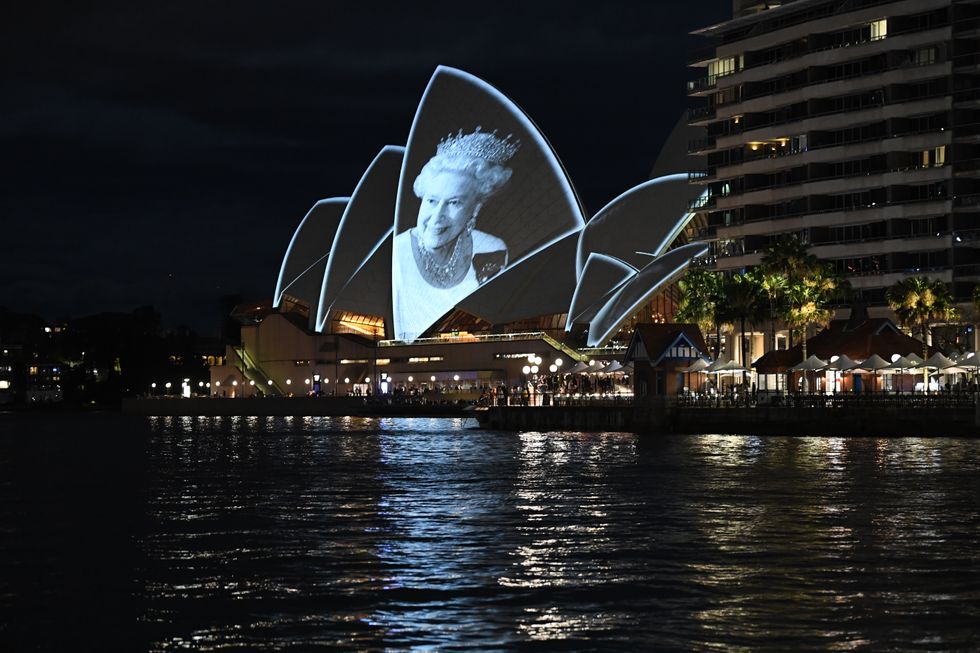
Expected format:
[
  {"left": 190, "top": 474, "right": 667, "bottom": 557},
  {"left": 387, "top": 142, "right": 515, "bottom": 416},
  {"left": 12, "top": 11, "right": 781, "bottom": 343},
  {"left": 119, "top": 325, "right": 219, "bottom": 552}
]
[{"left": 1, "top": 414, "right": 979, "bottom": 651}]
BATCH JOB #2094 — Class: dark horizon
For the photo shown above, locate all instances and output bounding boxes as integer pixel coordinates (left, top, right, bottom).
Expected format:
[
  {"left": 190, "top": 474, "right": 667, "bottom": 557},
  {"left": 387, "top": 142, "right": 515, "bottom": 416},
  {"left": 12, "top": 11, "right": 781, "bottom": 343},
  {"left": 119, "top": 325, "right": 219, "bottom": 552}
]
[{"left": 1, "top": 2, "right": 730, "bottom": 334}]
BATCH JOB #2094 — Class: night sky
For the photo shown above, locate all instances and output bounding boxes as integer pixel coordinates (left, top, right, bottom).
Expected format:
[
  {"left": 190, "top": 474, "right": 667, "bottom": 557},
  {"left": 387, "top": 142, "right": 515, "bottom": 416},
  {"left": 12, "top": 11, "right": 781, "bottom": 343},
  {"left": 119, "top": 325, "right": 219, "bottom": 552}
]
[{"left": 1, "top": 1, "right": 730, "bottom": 334}]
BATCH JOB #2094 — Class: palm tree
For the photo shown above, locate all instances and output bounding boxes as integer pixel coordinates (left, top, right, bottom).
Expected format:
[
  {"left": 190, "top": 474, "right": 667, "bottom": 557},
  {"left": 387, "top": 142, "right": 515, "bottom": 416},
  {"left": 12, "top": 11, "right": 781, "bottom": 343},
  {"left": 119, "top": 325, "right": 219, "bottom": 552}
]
[
  {"left": 759, "top": 236, "right": 822, "bottom": 348},
  {"left": 675, "top": 268, "right": 723, "bottom": 356},
  {"left": 780, "top": 261, "right": 844, "bottom": 392},
  {"left": 716, "top": 274, "right": 761, "bottom": 383},
  {"left": 973, "top": 284, "right": 980, "bottom": 312},
  {"left": 752, "top": 269, "right": 788, "bottom": 352},
  {"left": 760, "top": 236, "right": 813, "bottom": 281},
  {"left": 887, "top": 276, "right": 959, "bottom": 387}
]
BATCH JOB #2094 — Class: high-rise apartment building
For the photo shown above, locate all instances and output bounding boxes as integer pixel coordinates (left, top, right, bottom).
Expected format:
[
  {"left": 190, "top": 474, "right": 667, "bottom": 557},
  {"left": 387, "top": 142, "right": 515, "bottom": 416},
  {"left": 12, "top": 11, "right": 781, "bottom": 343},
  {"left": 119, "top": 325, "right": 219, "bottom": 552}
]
[{"left": 688, "top": 0, "right": 980, "bottom": 312}]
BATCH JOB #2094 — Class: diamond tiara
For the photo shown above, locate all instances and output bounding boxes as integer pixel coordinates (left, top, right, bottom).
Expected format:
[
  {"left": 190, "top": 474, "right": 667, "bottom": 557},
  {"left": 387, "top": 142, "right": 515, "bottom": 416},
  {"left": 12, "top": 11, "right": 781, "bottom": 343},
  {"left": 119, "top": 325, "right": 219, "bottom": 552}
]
[{"left": 436, "top": 127, "right": 520, "bottom": 164}]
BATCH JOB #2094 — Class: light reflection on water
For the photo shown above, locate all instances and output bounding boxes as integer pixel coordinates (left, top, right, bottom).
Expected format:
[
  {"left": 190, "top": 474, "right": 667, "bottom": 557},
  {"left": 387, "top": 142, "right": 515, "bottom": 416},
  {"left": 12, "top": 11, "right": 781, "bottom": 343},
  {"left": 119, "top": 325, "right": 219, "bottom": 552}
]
[
  {"left": 133, "top": 420, "right": 980, "bottom": 651},
  {"left": 1, "top": 415, "right": 978, "bottom": 651}
]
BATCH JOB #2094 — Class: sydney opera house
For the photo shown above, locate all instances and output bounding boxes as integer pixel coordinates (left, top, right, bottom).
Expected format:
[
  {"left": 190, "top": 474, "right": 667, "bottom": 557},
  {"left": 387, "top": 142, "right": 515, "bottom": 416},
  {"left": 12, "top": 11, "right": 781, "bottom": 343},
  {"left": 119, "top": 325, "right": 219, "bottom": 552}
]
[{"left": 209, "top": 66, "right": 707, "bottom": 396}]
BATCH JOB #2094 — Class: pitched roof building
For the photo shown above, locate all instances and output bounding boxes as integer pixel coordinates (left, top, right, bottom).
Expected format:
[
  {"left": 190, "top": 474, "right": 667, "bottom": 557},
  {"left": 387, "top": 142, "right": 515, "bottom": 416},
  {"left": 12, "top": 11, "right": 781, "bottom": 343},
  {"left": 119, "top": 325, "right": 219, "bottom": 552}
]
[{"left": 753, "top": 316, "right": 934, "bottom": 372}]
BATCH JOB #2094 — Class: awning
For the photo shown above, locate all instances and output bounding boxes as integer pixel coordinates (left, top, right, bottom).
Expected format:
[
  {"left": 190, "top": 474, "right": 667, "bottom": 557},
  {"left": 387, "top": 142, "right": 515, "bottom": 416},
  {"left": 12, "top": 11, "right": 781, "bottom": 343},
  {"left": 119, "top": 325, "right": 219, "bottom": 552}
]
[
  {"left": 826, "top": 354, "right": 861, "bottom": 371},
  {"left": 680, "top": 358, "right": 711, "bottom": 373},
  {"left": 791, "top": 354, "right": 828, "bottom": 371}
]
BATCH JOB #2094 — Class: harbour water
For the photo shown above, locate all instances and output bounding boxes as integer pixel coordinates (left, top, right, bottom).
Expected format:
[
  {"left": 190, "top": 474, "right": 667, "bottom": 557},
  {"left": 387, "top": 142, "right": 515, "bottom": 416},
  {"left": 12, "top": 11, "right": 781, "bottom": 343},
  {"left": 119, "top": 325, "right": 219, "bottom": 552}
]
[{"left": 1, "top": 413, "right": 978, "bottom": 651}]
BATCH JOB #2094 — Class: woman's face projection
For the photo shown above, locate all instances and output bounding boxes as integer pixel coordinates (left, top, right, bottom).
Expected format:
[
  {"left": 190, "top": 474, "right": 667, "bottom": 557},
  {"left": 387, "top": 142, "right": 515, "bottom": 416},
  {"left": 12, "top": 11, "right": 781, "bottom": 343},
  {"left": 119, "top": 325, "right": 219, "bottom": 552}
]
[{"left": 416, "top": 170, "right": 480, "bottom": 250}]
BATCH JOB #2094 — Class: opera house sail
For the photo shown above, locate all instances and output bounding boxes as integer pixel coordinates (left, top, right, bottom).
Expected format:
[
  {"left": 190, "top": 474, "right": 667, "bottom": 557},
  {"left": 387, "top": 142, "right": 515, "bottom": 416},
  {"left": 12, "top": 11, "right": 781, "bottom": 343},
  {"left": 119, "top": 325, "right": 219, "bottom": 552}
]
[{"left": 272, "top": 65, "right": 707, "bottom": 357}]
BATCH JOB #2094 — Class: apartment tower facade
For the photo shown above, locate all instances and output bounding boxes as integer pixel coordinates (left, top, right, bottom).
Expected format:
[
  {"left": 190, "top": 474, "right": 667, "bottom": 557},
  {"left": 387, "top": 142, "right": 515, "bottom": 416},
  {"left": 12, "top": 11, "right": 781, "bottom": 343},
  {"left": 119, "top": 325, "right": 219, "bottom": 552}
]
[{"left": 688, "top": 0, "right": 980, "bottom": 324}]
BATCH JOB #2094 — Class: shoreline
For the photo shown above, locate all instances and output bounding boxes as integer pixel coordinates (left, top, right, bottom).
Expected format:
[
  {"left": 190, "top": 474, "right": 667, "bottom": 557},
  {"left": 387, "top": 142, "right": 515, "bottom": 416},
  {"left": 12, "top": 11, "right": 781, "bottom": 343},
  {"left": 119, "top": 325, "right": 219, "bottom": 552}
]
[{"left": 5, "top": 397, "right": 976, "bottom": 437}]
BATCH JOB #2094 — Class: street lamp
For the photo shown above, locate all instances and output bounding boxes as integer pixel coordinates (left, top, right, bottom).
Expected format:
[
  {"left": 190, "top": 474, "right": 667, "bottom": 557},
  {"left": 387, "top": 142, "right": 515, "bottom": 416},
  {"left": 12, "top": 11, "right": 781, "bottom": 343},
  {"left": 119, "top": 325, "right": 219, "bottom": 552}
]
[{"left": 522, "top": 365, "right": 531, "bottom": 405}]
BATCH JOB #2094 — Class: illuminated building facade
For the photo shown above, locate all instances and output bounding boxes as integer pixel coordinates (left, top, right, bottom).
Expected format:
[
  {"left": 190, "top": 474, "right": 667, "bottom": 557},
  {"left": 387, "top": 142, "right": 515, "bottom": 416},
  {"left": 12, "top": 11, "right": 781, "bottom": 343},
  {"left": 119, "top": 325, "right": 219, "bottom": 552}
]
[
  {"left": 689, "top": 0, "right": 980, "bottom": 309},
  {"left": 210, "top": 67, "right": 710, "bottom": 394}
]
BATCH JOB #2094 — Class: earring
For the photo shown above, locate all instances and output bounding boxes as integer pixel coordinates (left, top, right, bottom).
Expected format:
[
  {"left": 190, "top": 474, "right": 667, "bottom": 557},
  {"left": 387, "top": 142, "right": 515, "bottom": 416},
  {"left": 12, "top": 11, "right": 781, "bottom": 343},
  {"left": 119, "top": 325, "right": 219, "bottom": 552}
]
[{"left": 466, "top": 218, "right": 476, "bottom": 234}]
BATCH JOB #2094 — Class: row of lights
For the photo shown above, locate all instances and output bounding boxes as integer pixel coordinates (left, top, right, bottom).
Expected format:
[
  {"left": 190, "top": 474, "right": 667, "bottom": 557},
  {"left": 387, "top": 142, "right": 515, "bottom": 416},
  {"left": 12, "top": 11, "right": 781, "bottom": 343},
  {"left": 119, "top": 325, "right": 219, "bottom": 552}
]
[
  {"left": 522, "top": 355, "right": 563, "bottom": 376},
  {"left": 154, "top": 358, "right": 579, "bottom": 394}
]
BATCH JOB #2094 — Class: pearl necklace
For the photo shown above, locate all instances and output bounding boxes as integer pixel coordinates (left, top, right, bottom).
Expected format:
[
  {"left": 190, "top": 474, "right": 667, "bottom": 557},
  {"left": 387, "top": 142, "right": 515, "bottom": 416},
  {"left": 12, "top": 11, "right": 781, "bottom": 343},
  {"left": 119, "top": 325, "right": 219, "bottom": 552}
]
[{"left": 414, "top": 230, "right": 467, "bottom": 288}]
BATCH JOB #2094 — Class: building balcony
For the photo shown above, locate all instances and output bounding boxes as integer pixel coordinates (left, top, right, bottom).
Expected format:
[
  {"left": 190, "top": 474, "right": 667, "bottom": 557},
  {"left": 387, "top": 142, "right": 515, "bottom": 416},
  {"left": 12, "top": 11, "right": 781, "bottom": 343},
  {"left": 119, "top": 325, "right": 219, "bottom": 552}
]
[
  {"left": 811, "top": 235, "right": 953, "bottom": 261},
  {"left": 953, "top": 88, "right": 980, "bottom": 108},
  {"left": 953, "top": 192, "right": 980, "bottom": 209},
  {"left": 952, "top": 15, "right": 980, "bottom": 38},
  {"left": 734, "top": 24, "right": 952, "bottom": 85},
  {"left": 713, "top": 199, "right": 952, "bottom": 239},
  {"left": 686, "top": 75, "right": 718, "bottom": 96},
  {"left": 954, "top": 122, "right": 980, "bottom": 142},
  {"left": 847, "top": 269, "right": 952, "bottom": 290},
  {"left": 954, "top": 263, "right": 980, "bottom": 280},
  {"left": 688, "top": 169, "right": 715, "bottom": 184},
  {"left": 687, "top": 105, "right": 717, "bottom": 125},
  {"left": 689, "top": 194, "right": 716, "bottom": 210},
  {"left": 713, "top": 165, "right": 951, "bottom": 209},
  {"left": 709, "top": 252, "right": 763, "bottom": 270},
  {"left": 954, "top": 158, "right": 980, "bottom": 176},
  {"left": 688, "top": 136, "right": 717, "bottom": 154}
]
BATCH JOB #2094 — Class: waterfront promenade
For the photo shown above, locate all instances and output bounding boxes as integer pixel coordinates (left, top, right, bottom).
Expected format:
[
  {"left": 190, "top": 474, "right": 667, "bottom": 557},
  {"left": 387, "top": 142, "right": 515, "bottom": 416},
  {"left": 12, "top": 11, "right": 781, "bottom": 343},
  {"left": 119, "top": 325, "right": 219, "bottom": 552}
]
[
  {"left": 123, "top": 392, "right": 979, "bottom": 436},
  {"left": 479, "top": 392, "right": 979, "bottom": 436}
]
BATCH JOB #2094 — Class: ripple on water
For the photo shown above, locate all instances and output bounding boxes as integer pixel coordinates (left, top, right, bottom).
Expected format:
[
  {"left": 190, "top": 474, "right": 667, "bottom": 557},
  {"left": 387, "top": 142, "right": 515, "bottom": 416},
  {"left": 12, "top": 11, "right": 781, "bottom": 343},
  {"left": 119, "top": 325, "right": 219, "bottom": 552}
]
[{"left": 1, "top": 414, "right": 978, "bottom": 651}]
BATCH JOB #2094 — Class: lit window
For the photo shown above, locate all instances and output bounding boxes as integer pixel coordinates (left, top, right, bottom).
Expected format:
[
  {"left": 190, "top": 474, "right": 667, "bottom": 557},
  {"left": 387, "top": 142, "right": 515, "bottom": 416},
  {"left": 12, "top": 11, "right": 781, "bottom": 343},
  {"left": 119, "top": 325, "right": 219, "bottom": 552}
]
[
  {"left": 708, "top": 57, "right": 737, "bottom": 82},
  {"left": 870, "top": 19, "right": 887, "bottom": 40},
  {"left": 921, "top": 145, "right": 946, "bottom": 168}
]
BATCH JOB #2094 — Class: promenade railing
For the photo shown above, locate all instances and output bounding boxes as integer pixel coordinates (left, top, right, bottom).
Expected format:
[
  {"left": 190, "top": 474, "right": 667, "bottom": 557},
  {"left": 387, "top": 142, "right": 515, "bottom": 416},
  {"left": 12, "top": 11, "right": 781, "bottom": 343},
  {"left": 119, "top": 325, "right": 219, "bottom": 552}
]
[{"left": 674, "top": 392, "right": 977, "bottom": 410}]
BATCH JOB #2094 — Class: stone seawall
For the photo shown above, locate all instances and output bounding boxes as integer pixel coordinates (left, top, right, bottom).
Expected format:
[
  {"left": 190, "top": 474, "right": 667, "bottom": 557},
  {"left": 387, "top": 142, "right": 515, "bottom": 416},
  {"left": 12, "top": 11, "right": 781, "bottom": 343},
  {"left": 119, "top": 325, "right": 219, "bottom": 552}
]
[{"left": 477, "top": 404, "right": 979, "bottom": 436}]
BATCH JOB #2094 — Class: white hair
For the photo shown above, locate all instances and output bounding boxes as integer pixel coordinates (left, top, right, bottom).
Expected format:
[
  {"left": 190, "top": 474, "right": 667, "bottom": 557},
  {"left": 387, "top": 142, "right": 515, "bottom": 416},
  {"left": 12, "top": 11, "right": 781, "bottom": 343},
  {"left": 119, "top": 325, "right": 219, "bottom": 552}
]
[{"left": 413, "top": 153, "right": 513, "bottom": 201}]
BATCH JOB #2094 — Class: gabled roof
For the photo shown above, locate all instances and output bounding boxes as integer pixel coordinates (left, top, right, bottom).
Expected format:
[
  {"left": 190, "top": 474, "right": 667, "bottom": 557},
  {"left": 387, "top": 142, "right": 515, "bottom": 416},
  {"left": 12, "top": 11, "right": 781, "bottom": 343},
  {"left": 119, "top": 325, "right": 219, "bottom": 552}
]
[
  {"left": 624, "top": 323, "right": 709, "bottom": 366},
  {"left": 754, "top": 318, "right": 936, "bottom": 372}
]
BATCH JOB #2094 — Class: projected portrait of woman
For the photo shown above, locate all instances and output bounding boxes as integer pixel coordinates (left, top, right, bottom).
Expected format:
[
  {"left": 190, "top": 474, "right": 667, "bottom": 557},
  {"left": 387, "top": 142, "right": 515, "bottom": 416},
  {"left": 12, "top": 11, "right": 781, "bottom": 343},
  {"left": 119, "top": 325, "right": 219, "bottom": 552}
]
[{"left": 394, "top": 128, "right": 519, "bottom": 341}]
